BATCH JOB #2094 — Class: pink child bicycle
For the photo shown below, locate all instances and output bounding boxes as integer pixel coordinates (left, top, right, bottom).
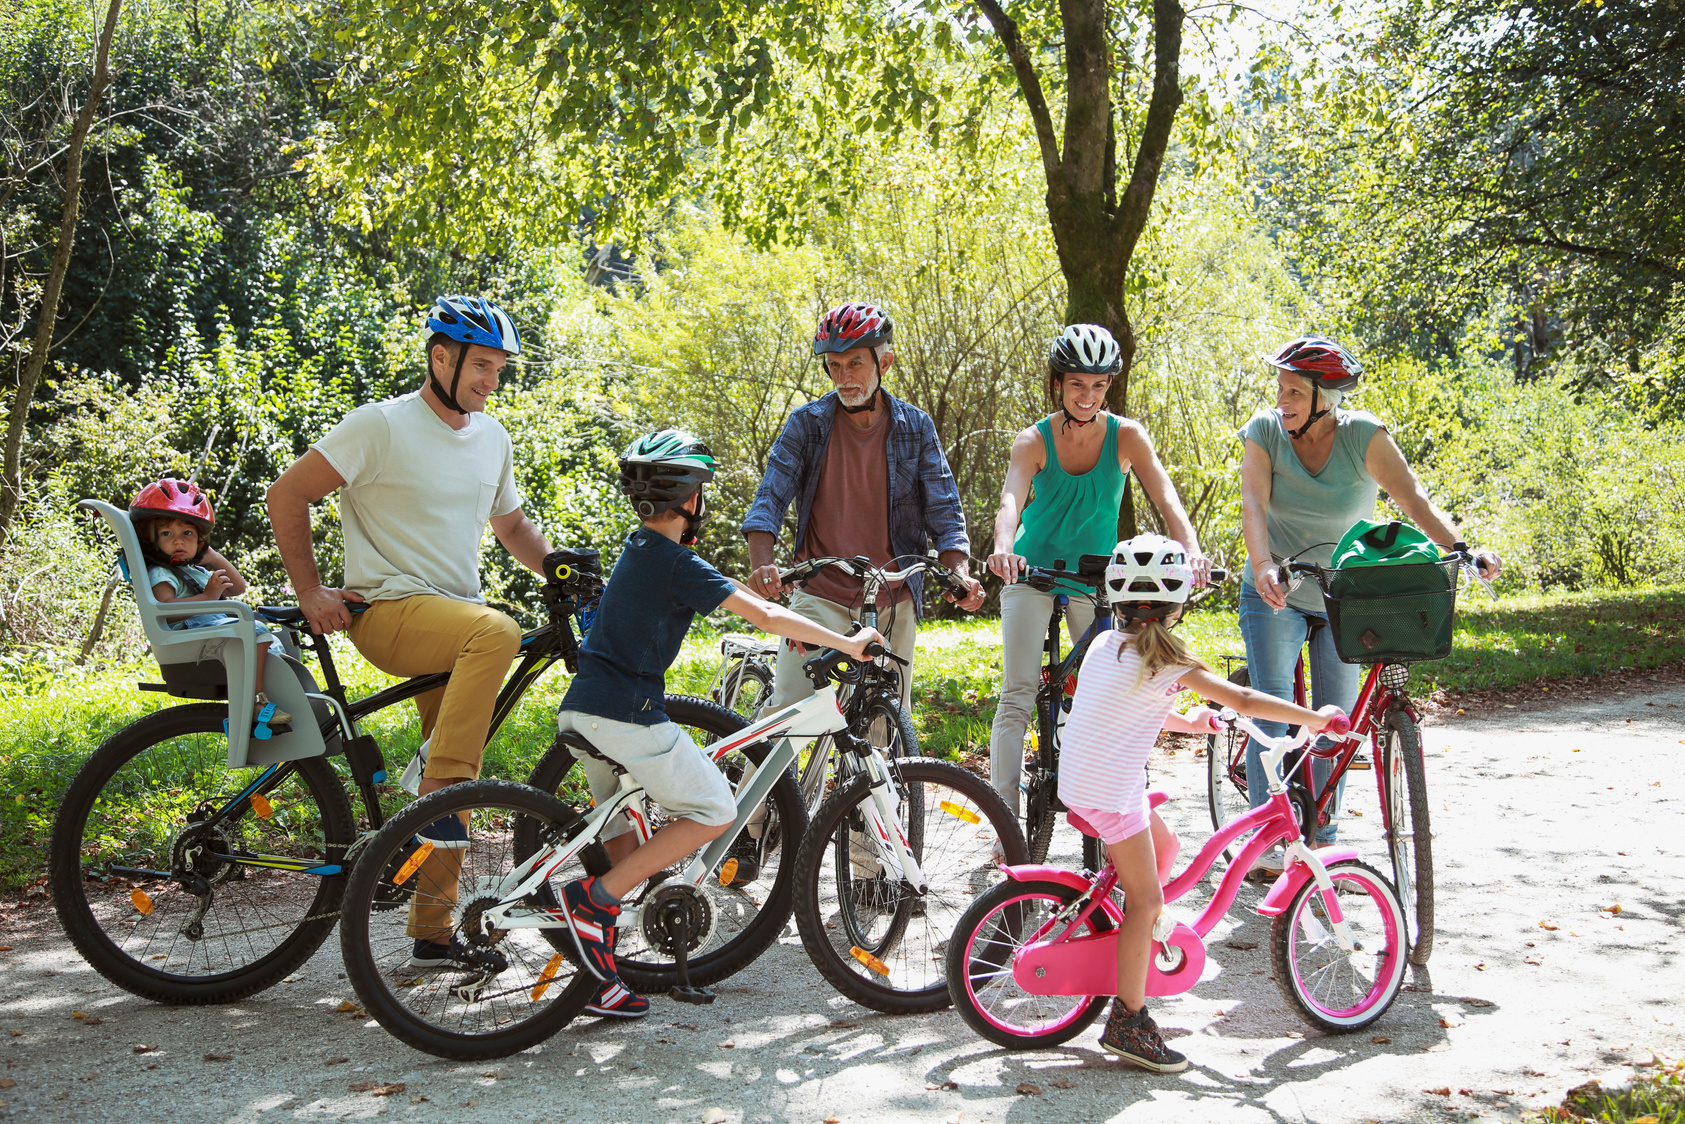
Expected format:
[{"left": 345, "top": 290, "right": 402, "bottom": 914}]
[{"left": 945, "top": 710, "right": 1409, "bottom": 1047}]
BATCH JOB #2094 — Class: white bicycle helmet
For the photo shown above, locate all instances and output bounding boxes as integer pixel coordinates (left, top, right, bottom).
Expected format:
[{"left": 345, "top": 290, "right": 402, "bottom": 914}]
[
  {"left": 1105, "top": 534, "right": 1194, "bottom": 620},
  {"left": 1049, "top": 324, "right": 1122, "bottom": 375}
]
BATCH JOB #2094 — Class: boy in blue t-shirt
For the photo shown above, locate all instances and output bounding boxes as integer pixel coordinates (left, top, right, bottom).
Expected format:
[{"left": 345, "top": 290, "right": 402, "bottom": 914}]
[{"left": 556, "top": 429, "right": 883, "bottom": 1019}]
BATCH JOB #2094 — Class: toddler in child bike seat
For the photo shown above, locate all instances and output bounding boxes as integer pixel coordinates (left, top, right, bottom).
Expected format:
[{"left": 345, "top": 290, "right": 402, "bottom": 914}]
[
  {"left": 1058, "top": 534, "right": 1346, "bottom": 1073},
  {"left": 550, "top": 429, "right": 885, "bottom": 1020},
  {"left": 129, "top": 479, "right": 290, "bottom": 733}
]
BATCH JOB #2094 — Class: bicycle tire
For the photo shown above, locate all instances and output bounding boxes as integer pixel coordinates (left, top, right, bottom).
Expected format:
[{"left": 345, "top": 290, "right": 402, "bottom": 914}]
[
  {"left": 338, "top": 780, "right": 595, "bottom": 1059},
  {"left": 851, "top": 690, "right": 918, "bottom": 759},
  {"left": 714, "top": 657, "right": 774, "bottom": 718},
  {"left": 48, "top": 703, "right": 356, "bottom": 1004},
  {"left": 1024, "top": 698, "right": 1058, "bottom": 863},
  {"left": 944, "top": 877, "right": 1112, "bottom": 1049},
  {"left": 521, "top": 695, "right": 806, "bottom": 991},
  {"left": 793, "top": 758, "right": 1028, "bottom": 1014},
  {"left": 1270, "top": 859, "right": 1408, "bottom": 1032},
  {"left": 1206, "top": 666, "right": 1251, "bottom": 862},
  {"left": 1382, "top": 708, "right": 1435, "bottom": 964}
]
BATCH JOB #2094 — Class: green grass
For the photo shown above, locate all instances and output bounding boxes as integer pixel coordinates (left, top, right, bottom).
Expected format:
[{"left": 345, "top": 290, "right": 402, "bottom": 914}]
[
  {"left": 5, "top": 582, "right": 1682, "bottom": 890},
  {"left": 1526, "top": 1057, "right": 1684, "bottom": 1122}
]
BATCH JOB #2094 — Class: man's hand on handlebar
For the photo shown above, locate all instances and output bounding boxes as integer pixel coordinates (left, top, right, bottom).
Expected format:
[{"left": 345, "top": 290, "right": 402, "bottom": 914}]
[
  {"left": 300, "top": 585, "right": 365, "bottom": 635},
  {"left": 944, "top": 571, "right": 986, "bottom": 612},
  {"left": 747, "top": 564, "right": 792, "bottom": 601}
]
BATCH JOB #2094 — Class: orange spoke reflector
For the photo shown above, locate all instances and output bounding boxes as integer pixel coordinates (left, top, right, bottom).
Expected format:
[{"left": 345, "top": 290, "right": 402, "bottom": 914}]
[
  {"left": 250, "top": 794, "right": 273, "bottom": 819},
  {"left": 718, "top": 858, "right": 739, "bottom": 887},
  {"left": 530, "top": 953, "right": 565, "bottom": 1001},
  {"left": 392, "top": 841, "right": 434, "bottom": 886},
  {"left": 940, "top": 800, "right": 981, "bottom": 824},
  {"left": 130, "top": 889, "right": 154, "bottom": 915},
  {"left": 850, "top": 946, "right": 890, "bottom": 976}
]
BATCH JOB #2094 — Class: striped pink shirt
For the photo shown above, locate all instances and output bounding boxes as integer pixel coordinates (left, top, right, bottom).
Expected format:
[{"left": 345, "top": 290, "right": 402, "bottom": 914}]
[{"left": 1057, "top": 630, "right": 1188, "bottom": 815}]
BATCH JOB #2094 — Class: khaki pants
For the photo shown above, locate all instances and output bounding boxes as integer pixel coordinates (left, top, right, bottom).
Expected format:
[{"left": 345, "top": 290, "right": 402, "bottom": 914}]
[
  {"left": 349, "top": 595, "right": 521, "bottom": 942},
  {"left": 764, "top": 589, "right": 919, "bottom": 714},
  {"left": 987, "top": 581, "right": 1099, "bottom": 818}
]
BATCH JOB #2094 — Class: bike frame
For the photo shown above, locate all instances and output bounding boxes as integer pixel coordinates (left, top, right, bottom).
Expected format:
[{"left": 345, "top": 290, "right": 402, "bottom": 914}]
[
  {"left": 481, "top": 679, "right": 930, "bottom": 935},
  {"left": 1008, "top": 716, "right": 1366, "bottom": 998}
]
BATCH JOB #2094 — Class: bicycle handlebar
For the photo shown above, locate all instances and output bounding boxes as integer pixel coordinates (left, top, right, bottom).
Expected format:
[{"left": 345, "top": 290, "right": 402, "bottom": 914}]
[
  {"left": 778, "top": 554, "right": 971, "bottom": 601},
  {"left": 1019, "top": 563, "right": 1229, "bottom": 597}
]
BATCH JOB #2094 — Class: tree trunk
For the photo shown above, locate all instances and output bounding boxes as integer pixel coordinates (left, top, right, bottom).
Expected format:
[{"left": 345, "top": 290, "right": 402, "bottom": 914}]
[{"left": 0, "top": 0, "right": 123, "bottom": 546}]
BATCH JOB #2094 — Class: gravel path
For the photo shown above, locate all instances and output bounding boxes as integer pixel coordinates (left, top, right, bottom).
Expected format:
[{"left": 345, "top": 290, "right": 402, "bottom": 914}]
[{"left": 2, "top": 682, "right": 1680, "bottom": 1123}]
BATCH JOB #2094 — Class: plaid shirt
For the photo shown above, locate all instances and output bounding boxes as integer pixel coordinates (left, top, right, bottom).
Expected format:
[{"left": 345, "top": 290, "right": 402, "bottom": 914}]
[{"left": 742, "top": 391, "right": 970, "bottom": 618}]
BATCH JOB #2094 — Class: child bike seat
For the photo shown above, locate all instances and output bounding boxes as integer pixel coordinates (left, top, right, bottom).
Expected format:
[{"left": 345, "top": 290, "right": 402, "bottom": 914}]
[{"left": 80, "top": 498, "right": 329, "bottom": 769}]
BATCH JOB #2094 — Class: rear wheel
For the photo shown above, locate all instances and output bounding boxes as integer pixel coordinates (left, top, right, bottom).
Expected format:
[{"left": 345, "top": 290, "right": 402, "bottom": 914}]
[
  {"left": 338, "top": 780, "right": 594, "bottom": 1059},
  {"left": 1023, "top": 697, "right": 1058, "bottom": 863},
  {"left": 1270, "top": 859, "right": 1407, "bottom": 1032},
  {"left": 1206, "top": 666, "right": 1251, "bottom": 862},
  {"left": 793, "top": 759, "right": 1027, "bottom": 1013},
  {"left": 714, "top": 657, "right": 774, "bottom": 717},
  {"left": 945, "top": 878, "right": 1112, "bottom": 1049},
  {"left": 520, "top": 696, "right": 806, "bottom": 991},
  {"left": 48, "top": 703, "right": 355, "bottom": 1004},
  {"left": 1381, "top": 708, "right": 1434, "bottom": 964}
]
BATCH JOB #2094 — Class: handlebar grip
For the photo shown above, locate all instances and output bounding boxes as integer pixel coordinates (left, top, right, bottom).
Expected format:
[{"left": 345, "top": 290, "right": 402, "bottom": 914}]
[
  {"left": 863, "top": 640, "right": 885, "bottom": 658},
  {"left": 1209, "top": 567, "right": 1228, "bottom": 583},
  {"left": 1324, "top": 713, "right": 1351, "bottom": 736}
]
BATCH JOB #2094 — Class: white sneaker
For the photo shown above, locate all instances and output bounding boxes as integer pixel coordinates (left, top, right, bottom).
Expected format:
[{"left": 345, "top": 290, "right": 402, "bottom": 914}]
[{"left": 1248, "top": 847, "right": 1285, "bottom": 880}]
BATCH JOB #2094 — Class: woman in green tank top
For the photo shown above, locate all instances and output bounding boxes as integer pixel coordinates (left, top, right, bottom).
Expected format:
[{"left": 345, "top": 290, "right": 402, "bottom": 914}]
[{"left": 985, "top": 324, "right": 1210, "bottom": 821}]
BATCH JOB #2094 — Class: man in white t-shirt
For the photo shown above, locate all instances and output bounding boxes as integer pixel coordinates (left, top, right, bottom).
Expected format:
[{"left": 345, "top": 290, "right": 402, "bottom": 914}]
[{"left": 267, "top": 296, "right": 552, "bottom": 968}]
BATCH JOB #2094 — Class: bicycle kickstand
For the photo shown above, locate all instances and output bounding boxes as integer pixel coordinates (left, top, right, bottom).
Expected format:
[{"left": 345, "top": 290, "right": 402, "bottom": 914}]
[{"left": 663, "top": 900, "right": 716, "bottom": 1005}]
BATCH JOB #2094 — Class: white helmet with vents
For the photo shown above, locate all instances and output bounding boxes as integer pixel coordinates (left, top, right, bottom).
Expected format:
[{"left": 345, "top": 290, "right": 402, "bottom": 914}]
[
  {"left": 1105, "top": 534, "right": 1194, "bottom": 609},
  {"left": 1049, "top": 324, "right": 1122, "bottom": 375}
]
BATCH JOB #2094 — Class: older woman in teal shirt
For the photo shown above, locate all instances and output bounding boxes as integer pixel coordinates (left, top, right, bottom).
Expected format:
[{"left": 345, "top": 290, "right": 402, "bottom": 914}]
[{"left": 1239, "top": 336, "right": 1501, "bottom": 871}]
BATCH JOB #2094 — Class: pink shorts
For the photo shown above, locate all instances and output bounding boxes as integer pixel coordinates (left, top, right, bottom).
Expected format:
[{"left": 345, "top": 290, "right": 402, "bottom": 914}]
[{"left": 1064, "top": 801, "right": 1150, "bottom": 847}]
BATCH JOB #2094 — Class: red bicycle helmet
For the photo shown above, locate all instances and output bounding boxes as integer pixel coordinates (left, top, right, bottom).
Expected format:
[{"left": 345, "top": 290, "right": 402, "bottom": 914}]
[
  {"left": 1261, "top": 336, "right": 1364, "bottom": 391},
  {"left": 130, "top": 478, "right": 214, "bottom": 534},
  {"left": 813, "top": 302, "right": 893, "bottom": 356}
]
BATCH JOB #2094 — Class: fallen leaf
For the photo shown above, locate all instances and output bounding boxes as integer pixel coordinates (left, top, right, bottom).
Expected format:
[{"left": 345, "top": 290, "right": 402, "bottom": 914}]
[
  {"left": 1371, "top": 1036, "right": 1391, "bottom": 1044},
  {"left": 718, "top": 1042, "right": 736, "bottom": 1049},
  {"left": 203, "top": 1053, "right": 232, "bottom": 1062},
  {"left": 1525, "top": 957, "right": 1543, "bottom": 965},
  {"left": 1608, "top": 904, "right": 1623, "bottom": 915},
  {"left": 829, "top": 1020, "right": 859, "bottom": 1029},
  {"left": 1464, "top": 998, "right": 1495, "bottom": 1008},
  {"left": 410, "top": 1095, "right": 429, "bottom": 1104},
  {"left": 133, "top": 1044, "right": 156, "bottom": 1054},
  {"left": 942, "top": 1115, "right": 965, "bottom": 1124},
  {"left": 8, "top": 1031, "right": 20, "bottom": 1037},
  {"left": 1440, "top": 1018, "right": 1462, "bottom": 1029},
  {"left": 80, "top": 1018, "right": 103, "bottom": 1026},
  {"left": 822, "top": 1119, "right": 839, "bottom": 1124},
  {"left": 1456, "top": 708, "right": 1466, "bottom": 715},
  {"left": 700, "top": 1109, "right": 729, "bottom": 1124},
  {"left": 0, "top": 1079, "right": 14, "bottom": 1089},
  {"left": 1225, "top": 939, "right": 1258, "bottom": 951},
  {"left": 1016, "top": 1082, "right": 1042, "bottom": 1095},
  {"left": 926, "top": 1080, "right": 959, "bottom": 1090},
  {"left": 324, "top": 1056, "right": 349, "bottom": 1065},
  {"left": 1474, "top": 963, "right": 1487, "bottom": 970},
  {"left": 1048, "top": 1078, "right": 1075, "bottom": 1089},
  {"left": 1459, "top": 1088, "right": 1474, "bottom": 1096},
  {"left": 1425, "top": 1087, "right": 1451, "bottom": 1095},
  {"left": 334, "top": 1000, "right": 365, "bottom": 1015},
  {"left": 370, "top": 1083, "right": 405, "bottom": 1097},
  {"left": 70, "top": 1011, "right": 86, "bottom": 1020},
  {"left": 480, "top": 1070, "right": 501, "bottom": 1079},
  {"left": 1539, "top": 920, "right": 1559, "bottom": 931}
]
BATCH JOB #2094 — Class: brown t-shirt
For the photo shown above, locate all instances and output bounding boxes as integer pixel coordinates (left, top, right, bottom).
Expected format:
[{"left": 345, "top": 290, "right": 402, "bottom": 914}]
[{"left": 796, "top": 407, "right": 914, "bottom": 610}]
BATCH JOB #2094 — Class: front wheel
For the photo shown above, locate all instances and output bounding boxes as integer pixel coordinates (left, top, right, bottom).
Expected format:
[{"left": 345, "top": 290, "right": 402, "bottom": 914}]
[
  {"left": 793, "top": 759, "right": 1028, "bottom": 1014},
  {"left": 338, "top": 780, "right": 596, "bottom": 1059},
  {"left": 1381, "top": 709, "right": 1435, "bottom": 964},
  {"left": 945, "top": 878, "right": 1112, "bottom": 1049},
  {"left": 48, "top": 703, "right": 356, "bottom": 1004},
  {"left": 1269, "top": 859, "right": 1408, "bottom": 1033}
]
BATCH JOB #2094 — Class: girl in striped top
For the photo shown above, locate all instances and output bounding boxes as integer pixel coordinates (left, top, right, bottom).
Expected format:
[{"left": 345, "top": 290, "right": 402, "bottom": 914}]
[{"left": 1062, "top": 534, "right": 1343, "bottom": 1073}]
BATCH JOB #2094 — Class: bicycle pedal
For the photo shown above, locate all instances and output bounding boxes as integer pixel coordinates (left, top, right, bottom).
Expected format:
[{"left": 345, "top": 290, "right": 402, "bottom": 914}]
[{"left": 671, "top": 985, "right": 716, "bottom": 1005}]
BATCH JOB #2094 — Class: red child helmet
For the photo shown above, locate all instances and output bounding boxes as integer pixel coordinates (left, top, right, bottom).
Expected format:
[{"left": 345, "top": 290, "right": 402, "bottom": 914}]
[{"left": 130, "top": 478, "right": 215, "bottom": 534}]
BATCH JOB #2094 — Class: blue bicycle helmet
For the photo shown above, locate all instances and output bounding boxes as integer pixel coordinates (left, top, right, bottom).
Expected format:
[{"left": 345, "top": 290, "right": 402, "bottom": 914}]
[{"left": 424, "top": 295, "right": 520, "bottom": 414}]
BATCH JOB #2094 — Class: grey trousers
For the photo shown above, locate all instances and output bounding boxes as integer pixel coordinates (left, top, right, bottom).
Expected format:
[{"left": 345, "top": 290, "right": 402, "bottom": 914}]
[{"left": 763, "top": 588, "right": 919, "bottom": 715}]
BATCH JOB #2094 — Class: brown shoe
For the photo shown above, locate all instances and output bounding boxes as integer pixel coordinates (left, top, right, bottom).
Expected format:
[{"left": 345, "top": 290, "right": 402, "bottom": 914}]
[{"left": 1099, "top": 1000, "right": 1189, "bottom": 1073}]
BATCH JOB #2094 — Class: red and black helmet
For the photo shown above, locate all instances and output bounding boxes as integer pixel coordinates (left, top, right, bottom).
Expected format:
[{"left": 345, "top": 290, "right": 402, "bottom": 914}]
[
  {"left": 130, "top": 478, "right": 214, "bottom": 534},
  {"left": 1261, "top": 336, "right": 1364, "bottom": 391},
  {"left": 813, "top": 302, "right": 893, "bottom": 356}
]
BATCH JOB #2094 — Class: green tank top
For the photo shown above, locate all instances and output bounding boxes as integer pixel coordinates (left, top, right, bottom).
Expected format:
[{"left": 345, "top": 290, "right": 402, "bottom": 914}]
[{"left": 1013, "top": 414, "right": 1127, "bottom": 571}]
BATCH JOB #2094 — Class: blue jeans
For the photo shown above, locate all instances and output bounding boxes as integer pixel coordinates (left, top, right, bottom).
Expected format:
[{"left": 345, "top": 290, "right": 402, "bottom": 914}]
[{"left": 1236, "top": 583, "right": 1360, "bottom": 843}]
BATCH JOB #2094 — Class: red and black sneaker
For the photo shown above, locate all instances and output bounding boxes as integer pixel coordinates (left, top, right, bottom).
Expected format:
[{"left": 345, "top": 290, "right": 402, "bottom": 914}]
[
  {"left": 584, "top": 977, "right": 649, "bottom": 1019},
  {"left": 1099, "top": 1000, "right": 1189, "bottom": 1073},
  {"left": 558, "top": 877, "right": 619, "bottom": 982}
]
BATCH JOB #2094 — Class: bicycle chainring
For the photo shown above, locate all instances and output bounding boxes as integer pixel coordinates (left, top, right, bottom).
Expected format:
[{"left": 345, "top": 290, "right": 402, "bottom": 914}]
[
  {"left": 638, "top": 881, "right": 718, "bottom": 957},
  {"left": 170, "top": 820, "right": 242, "bottom": 886}
]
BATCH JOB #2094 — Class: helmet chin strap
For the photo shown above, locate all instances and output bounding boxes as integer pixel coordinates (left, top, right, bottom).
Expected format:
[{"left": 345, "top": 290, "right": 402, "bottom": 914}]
[
  {"left": 1288, "top": 383, "right": 1331, "bottom": 440},
  {"left": 680, "top": 490, "right": 709, "bottom": 546},
  {"left": 430, "top": 345, "right": 470, "bottom": 416}
]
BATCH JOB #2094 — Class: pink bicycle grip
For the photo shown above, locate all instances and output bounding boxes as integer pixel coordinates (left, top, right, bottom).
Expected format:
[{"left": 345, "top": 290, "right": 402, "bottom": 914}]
[{"left": 1324, "top": 713, "right": 1351, "bottom": 736}]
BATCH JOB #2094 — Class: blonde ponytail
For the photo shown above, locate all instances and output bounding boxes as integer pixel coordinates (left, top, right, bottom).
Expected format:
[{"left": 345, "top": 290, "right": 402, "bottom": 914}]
[{"left": 1115, "top": 612, "right": 1211, "bottom": 688}]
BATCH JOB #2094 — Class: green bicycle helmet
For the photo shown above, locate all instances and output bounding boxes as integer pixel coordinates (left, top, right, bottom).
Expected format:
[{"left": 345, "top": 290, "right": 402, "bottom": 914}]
[{"left": 618, "top": 429, "right": 717, "bottom": 517}]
